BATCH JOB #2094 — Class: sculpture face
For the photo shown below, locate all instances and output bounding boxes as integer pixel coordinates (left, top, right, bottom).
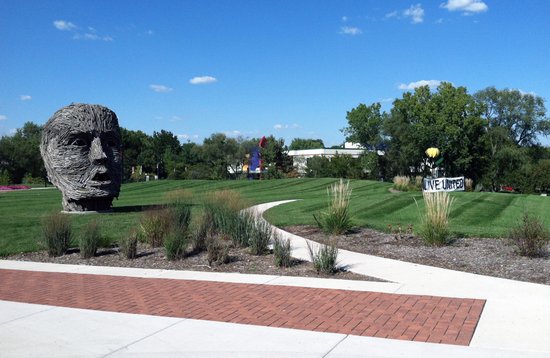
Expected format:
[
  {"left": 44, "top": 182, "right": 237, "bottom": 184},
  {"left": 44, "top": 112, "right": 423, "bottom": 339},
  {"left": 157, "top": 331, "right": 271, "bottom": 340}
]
[{"left": 40, "top": 104, "right": 122, "bottom": 212}]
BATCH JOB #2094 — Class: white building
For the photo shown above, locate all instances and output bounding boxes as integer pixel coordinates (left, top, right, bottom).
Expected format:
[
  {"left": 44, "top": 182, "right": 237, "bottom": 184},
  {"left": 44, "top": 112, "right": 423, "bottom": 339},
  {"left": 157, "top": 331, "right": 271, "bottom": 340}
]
[{"left": 287, "top": 143, "right": 383, "bottom": 175}]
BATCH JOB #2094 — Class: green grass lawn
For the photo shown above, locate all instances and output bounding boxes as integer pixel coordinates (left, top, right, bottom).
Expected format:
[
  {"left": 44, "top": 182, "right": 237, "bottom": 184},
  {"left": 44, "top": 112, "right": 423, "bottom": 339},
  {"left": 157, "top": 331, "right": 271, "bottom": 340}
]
[{"left": 1, "top": 178, "right": 549, "bottom": 256}]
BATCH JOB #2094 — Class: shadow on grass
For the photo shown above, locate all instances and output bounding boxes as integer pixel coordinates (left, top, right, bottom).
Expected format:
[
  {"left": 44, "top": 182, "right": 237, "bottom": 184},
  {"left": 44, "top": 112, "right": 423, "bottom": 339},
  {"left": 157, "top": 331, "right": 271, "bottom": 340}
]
[{"left": 112, "top": 204, "right": 161, "bottom": 213}]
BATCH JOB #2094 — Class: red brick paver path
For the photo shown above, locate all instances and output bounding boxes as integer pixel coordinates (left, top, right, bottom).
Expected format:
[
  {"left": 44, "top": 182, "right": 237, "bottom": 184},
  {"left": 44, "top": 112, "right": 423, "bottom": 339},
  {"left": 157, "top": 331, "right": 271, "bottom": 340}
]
[{"left": 0, "top": 269, "right": 485, "bottom": 345}]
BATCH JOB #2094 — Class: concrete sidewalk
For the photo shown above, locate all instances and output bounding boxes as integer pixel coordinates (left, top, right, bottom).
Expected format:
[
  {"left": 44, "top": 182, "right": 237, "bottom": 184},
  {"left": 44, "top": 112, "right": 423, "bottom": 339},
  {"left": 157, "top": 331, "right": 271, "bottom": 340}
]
[{"left": 0, "top": 199, "right": 549, "bottom": 357}]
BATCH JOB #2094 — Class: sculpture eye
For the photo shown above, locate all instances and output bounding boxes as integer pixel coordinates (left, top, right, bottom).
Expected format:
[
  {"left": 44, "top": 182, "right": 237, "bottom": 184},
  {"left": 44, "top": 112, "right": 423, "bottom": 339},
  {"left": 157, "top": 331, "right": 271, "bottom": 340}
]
[{"left": 70, "top": 138, "right": 88, "bottom": 147}]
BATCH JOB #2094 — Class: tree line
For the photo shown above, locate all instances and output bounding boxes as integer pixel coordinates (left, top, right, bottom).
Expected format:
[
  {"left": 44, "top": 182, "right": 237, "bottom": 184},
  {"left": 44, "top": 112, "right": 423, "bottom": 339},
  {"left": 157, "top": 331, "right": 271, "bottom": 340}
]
[
  {"left": 342, "top": 83, "right": 550, "bottom": 192},
  {"left": 1, "top": 83, "right": 549, "bottom": 192}
]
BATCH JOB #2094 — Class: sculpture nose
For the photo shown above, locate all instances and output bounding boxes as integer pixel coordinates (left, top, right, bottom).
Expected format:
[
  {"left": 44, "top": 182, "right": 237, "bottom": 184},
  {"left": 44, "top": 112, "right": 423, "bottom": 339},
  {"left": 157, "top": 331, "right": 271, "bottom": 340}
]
[{"left": 90, "top": 137, "right": 107, "bottom": 164}]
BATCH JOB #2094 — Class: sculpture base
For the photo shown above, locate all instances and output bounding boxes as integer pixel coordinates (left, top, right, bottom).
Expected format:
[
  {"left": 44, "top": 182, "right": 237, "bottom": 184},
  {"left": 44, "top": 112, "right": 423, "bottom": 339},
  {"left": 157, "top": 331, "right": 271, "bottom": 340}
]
[{"left": 62, "top": 197, "right": 114, "bottom": 212}]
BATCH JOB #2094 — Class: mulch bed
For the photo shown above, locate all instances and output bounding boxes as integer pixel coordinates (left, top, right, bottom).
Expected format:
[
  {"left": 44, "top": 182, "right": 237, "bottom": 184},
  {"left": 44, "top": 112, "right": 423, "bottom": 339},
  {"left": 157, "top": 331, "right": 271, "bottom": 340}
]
[{"left": 284, "top": 225, "right": 550, "bottom": 285}]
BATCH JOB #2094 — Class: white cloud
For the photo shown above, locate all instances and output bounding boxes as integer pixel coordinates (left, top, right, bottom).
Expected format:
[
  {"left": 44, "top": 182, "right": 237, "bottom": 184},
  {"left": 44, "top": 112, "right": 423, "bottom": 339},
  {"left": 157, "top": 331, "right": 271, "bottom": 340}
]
[
  {"left": 189, "top": 76, "right": 217, "bottom": 85},
  {"left": 385, "top": 11, "right": 398, "bottom": 19},
  {"left": 55, "top": 20, "right": 113, "bottom": 41},
  {"left": 339, "top": 26, "right": 362, "bottom": 35},
  {"left": 273, "top": 123, "right": 299, "bottom": 130},
  {"left": 398, "top": 80, "right": 443, "bottom": 90},
  {"left": 170, "top": 116, "right": 183, "bottom": 122},
  {"left": 0, "top": 115, "right": 7, "bottom": 121},
  {"left": 342, "top": 16, "right": 348, "bottom": 22},
  {"left": 224, "top": 130, "right": 242, "bottom": 137},
  {"left": 146, "top": 29, "right": 154, "bottom": 35},
  {"left": 441, "top": 0, "right": 488, "bottom": 14},
  {"left": 404, "top": 4, "right": 424, "bottom": 24},
  {"left": 434, "top": 18, "right": 444, "bottom": 24},
  {"left": 20, "top": 95, "right": 32, "bottom": 101},
  {"left": 149, "top": 84, "right": 173, "bottom": 93},
  {"left": 53, "top": 20, "right": 77, "bottom": 31},
  {"left": 73, "top": 33, "right": 113, "bottom": 41}
]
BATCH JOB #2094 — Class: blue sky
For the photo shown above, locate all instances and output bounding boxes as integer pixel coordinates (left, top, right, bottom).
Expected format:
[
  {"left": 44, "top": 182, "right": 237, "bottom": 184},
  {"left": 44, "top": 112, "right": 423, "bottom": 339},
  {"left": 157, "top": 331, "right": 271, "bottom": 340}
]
[{"left": 1, "top": 0, "right": 549, "bottom": 146}]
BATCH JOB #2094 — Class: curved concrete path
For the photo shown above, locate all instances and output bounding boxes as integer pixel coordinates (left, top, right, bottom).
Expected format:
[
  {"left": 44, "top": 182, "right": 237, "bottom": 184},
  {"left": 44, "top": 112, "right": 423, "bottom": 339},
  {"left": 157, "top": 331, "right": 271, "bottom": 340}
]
[
  {"left": 0, "top": 199, "right": 548, "bottom": 357},
  {"left": 252, "top": 200, "right": 550, "bottom": 354}
]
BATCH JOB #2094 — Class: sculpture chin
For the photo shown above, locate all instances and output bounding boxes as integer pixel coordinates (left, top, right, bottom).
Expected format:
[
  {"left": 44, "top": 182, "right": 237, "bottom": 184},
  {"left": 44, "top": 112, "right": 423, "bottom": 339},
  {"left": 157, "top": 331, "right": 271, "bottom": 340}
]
[{"left": 63, "top": 196, "right": 115, "bottom": 213}]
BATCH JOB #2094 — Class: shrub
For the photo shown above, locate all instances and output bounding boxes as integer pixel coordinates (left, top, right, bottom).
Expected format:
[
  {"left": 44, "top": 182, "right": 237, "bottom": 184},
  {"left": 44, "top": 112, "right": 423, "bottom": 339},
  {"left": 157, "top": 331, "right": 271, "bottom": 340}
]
[
  {"left": 201, "top": 190, "right": 248, "bottom": 239},
  {"left": 41, "top": 211, "right": 72, "bottom": 257},
  {"left": 314, "top": 179, "right": 353, "bottom": 235},
  {"left": 140, "top": 208, "right": 171, "bottom": 247},
  {"left": 231, "top": 211, "right": 257, "bottom": 247},
  {"left": 164, "top": 230, "right": 189, "bottom": 261},
  {"left": 418, "top": 191, "right": 454, "bottom": 246},
  {"left": 465, "top": 178, "right": 474, "bottom": 192},
  {"left": 393, "top": 176, "right": 410, "bottom": 191},
  {"left": 307, "top": 239, "right": 339, "bottom": 274},
  {"left": 164, "top": 204, "right": 192, "bottom": 260},
  {"left": 509, "top": 213, "right": 550, "bottom": 257},
  {"left": 273, "top": 234, "right": 292, "bottom": 268},
  {"left": 206, "top": 235, "right": 231, "bottom": 266},
  {"left": 191, "top": 210, "right": 214, "bottom": 253},
  {"left": 249, "top": 218, "right": 271, "bottom": 255},
  {"left": 79, "top": 219, "right": 101, "bottom": 259},
  {"left": 164, "top": 189, "right": 193, "bottom": 207},
  {"left": 119, "top": 231, "right": 138, "bottom": 259},
  {"left": 411, "top": 176, "right": 423, "bottom": 191}
]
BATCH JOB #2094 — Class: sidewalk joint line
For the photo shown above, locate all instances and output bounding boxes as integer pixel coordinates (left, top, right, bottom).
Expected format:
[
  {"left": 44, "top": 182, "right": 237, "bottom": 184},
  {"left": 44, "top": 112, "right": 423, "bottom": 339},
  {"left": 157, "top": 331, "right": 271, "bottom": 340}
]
[
  {"left": 102, "top": 318, "right": 187, "bottom": 357},
  {"left": 322, "top": 334, "right": 349, "bottom": 357}
]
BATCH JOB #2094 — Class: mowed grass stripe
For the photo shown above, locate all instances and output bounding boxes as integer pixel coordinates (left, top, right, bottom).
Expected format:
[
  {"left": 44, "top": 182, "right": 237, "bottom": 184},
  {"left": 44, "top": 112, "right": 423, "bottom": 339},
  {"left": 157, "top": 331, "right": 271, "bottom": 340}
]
[{"left": 1, "top": 178, "right": 550, "bottom": 256}]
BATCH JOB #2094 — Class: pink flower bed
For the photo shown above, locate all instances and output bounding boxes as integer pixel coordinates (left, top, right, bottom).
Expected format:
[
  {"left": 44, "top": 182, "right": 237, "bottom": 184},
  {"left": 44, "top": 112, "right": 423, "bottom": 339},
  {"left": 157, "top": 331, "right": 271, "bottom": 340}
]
[{"left": 0, "top": 185, "right": 31, "bottom": 191}]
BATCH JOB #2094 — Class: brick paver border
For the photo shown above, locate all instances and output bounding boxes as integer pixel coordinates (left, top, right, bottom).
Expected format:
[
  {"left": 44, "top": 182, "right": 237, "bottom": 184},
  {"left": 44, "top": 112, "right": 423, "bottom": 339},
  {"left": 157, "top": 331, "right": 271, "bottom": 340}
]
[{"left": 0, "top": 269, "right": 485, "bottom": 345}]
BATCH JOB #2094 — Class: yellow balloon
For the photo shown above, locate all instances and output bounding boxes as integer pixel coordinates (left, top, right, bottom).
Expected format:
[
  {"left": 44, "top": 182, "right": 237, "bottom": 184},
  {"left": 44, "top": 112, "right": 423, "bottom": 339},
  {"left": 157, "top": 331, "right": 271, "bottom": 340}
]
[{"left": 425, "top": 147, "right": 440, "bottom": 158}]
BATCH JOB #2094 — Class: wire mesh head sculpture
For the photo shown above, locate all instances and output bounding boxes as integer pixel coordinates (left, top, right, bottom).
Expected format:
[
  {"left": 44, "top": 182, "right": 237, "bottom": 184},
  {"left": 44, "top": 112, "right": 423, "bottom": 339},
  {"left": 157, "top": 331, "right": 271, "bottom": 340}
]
[{"left": 40, "top": 103, "right": 123, "bottom": 212}]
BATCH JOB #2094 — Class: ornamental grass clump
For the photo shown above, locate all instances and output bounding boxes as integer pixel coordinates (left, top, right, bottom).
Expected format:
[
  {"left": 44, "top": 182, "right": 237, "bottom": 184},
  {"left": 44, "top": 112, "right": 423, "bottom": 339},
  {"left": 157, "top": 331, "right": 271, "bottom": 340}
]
[
  {"left": 41, "top": 211, "right": 72, "bottom": 257},
  {"left": 203, "top": 190, "right": 248, "bottom": 239},
  {"left": 509, "top": 213, "right": 550, "bottom": 257},
  {"left": 273, "top": 233, "right": 292, "bottom": 268},
  {"left": 249, "top": 218, "right": 272, "bottom": 255},
  {"left": 79, "top": 219, "right": 101, "bottom": 259},
  {"left": 191, "top": 210, "right": 215, "bottom": 253},
  {"left": 206, "top": 235, "right": 231, "bottom": 266},
  {"left": 232, "top": 211, "right": 257, "bottom": 247},
  {"left": 418, "top": 191, "right": 454, "bottom": 246},
  {"left": 307, "top": 239, "right": 339, "bottom": 274},
  {"left": 164, "top": 204, "right": 192, "bottom": 260},
  {"left": 393, "top": 176, "right": 411, "bottom": 191},
  {"left": 164, "top": 230, "right": 189, "bottom": 261},
  {"left": 314, "top": 179, "right": 353, "bottom": 235},
  {"left": 119, "top": 230, "right": 138, "bottom": 259},
  {"left": 140, "top": 208, "right": 172, "bottom": 248}
]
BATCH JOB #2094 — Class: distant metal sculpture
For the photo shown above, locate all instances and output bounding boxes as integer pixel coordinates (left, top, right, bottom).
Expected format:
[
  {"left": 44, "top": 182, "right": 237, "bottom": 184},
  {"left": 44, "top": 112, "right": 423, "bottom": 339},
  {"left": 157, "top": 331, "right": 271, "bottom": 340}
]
[{"left": 40, "top": 103, "right": 123, "bottom": 212}]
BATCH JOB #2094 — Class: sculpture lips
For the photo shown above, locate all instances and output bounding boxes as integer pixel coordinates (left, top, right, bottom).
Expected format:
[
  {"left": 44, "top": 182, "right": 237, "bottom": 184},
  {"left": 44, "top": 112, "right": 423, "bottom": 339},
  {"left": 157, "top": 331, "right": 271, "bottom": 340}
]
[{"left": 92, "top": 172, "right": 111, "bottom": 182}]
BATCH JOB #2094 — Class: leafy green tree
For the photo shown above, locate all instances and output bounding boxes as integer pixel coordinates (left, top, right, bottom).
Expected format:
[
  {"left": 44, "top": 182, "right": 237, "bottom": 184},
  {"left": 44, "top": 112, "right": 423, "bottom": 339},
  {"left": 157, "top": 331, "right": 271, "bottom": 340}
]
[
  {"left": 201, "top": 133, "right": 241, "bottom": 179},
  {"left": 0, "top": 122, "right": 45, "bottom": 183},
  {"left": 121, "top": 128, "right": 151, "bottom": 180},
  {"left": 258, "top": 135, "right": 293, "bottom": 175},
  {"left": 289, "top": 138, "right": 325, "bottom": 150},
  {"left": 475, "top": 87, "right": 550, "bottom": 147},
  {"left": 342, "top": 103, "right": 385, "bottom": 148},
  {"left": 385, "top": 83, "right": 486, "bottom": 180}
]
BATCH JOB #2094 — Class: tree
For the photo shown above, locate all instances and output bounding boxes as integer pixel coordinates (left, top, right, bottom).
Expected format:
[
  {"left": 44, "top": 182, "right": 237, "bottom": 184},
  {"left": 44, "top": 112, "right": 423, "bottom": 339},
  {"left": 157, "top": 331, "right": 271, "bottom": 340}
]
[
  {"left": 0, "top": 122, "right": 45, "bottom": 183},
  {"left": 201, "top": 133, "right": 241, "bottom": 179},
  {"left": 474, "top": 87, "right": 550, "bottom": 147},
  {"left": 120, "top": 128, "right": 151, "bottom": 180},
  {"left": 342, "top": 103, "right": 384, "bottom": 148},
  {"left": 258, "top": 135, "right": 293, "bottom": 176},
  {"left": 384, "top": 83, "right": 486, "bottom": 180},
  {"left": 289, "top": 138, "right": 325, "bottom": 150}
]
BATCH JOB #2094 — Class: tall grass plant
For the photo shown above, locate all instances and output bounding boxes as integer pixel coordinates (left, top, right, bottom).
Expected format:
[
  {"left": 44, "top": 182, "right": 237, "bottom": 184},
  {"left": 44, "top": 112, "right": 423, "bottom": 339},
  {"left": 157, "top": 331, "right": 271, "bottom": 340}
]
[
  {"left": 418, "top": 191, "right": 454, "bottom": 246},
  {"left": 314, "top": 179, "right": 353, "bottom": 235}
]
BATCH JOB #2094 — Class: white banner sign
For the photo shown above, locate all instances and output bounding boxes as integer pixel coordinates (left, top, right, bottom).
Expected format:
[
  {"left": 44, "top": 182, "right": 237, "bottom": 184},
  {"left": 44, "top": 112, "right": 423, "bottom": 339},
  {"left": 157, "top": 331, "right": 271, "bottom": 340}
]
[{"left": 423, "top": 177, "right": 465, "bottom": 192}]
